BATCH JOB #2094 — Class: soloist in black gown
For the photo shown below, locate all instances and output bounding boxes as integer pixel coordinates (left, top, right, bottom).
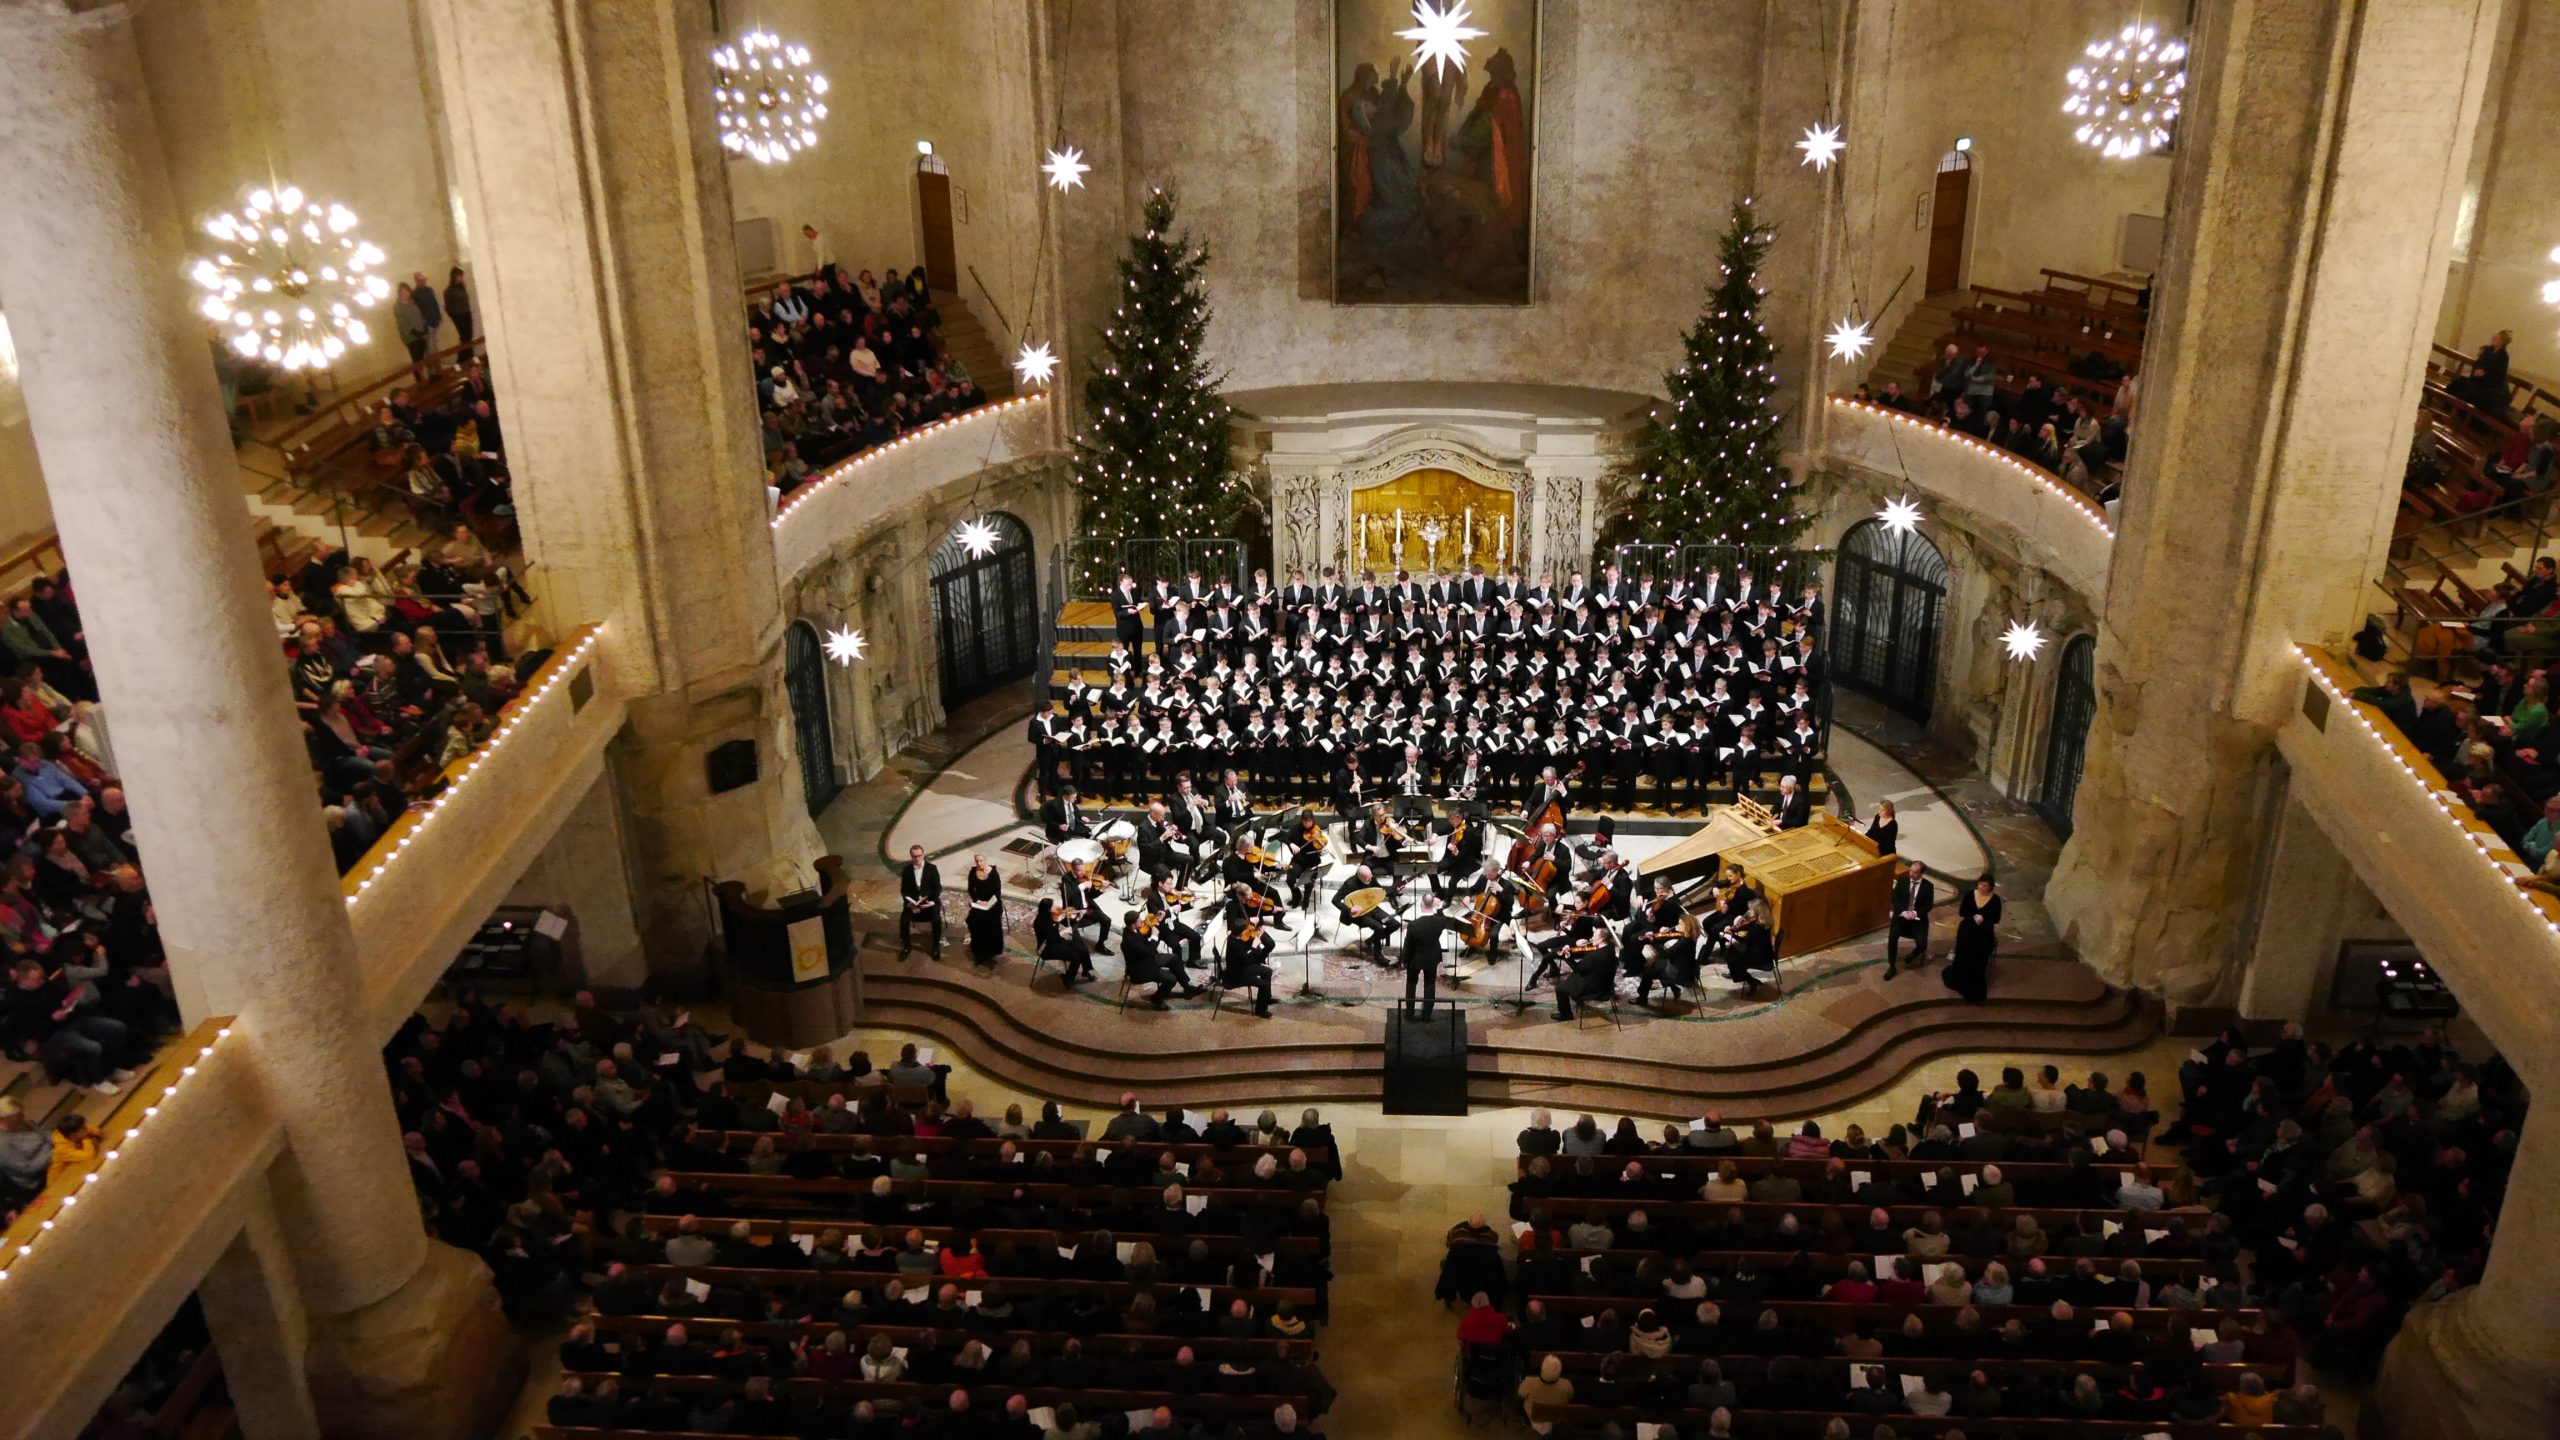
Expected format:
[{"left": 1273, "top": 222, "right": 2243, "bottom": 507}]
[{"left": 1946, "top": 887, "right": 2001, "bottom": 1003}]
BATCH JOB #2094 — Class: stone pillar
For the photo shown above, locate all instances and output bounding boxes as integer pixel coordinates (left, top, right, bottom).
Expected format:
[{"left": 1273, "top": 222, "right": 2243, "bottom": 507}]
[
  {"left": 2369, "top": 1098, "right": 2560, "bottom": 1440},
  {"left": 502, "top": 769, "right": 649, "bottom": 994},
  {"left": 2044, "top": 0, "right": 2504, "bottom": 999},
  {"left": 422, "top": 0, "right": 821, "bottom": 967},
  {"left": 2234, "top": 786, "right": 2360, "bottom": 1023},
  {"left": 0, "top": 4, "right": 508, "bottom": 1435}
]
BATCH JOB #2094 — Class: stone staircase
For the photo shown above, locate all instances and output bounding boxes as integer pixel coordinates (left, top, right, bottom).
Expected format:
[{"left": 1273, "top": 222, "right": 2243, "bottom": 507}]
[
  {"left": 233, "top": 429, "right": 438, "bottom": 573},
  {"left": 933, "top": 287, "right": 1014, "bottom": 402},
  {"left": 1862, "top": 293, "right": 1967, "bottom": 398}
]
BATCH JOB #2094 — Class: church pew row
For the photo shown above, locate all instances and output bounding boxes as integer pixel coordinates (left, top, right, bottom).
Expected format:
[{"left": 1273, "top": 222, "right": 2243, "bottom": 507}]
[
  {"left": 632, "top": 1214, "right": 1327, "bottom": 1260},
  {"left": 1532, "top": 1248, "right": 2218, "bottom": 1284},
  {"left": 689, "top": 1131, "right": 1332, "bottom": 1169},
  {"left": 1525, "top": 1405, "right": 2331, "bottom": 1440},
  {"left": 553, "top": 1374, "right": 1309, "bottom": 1423},
  {"left": 656, "top": 1172, "right": 1331, "bottom": 1215},
  {"left": 1518, "top": 1152, "right": 2143, "bottom": 1183},
  {"left": 628, "top": 1264, "right": 1319, "bottom": 1315},
  {"left": 1515, "top": 1198, "right": 2196, "bottom": 1232},
  {"left": 1518, "top": 1297, "right": 2265, "bottom": 1336},
  {"left": 585, "top": 1315, "right": 1315, "bottom": 1365},
  {"left": 1535, "top": 1351, "right": 2287, "bottom": 1388}
]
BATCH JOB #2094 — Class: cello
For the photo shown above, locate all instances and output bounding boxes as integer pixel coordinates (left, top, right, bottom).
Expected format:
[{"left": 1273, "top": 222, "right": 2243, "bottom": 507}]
[
  {"left": 1528, "top": 760, "right": 1587, "bottom": 836},
  {"left": 1463, "top": 881, "right": 1508, "bottom": 952}
]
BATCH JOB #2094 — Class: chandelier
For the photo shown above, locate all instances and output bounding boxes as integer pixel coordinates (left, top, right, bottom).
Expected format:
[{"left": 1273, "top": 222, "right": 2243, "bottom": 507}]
[
  {"left": 190, "top": 184, "right": 391, "bottom": 372},
  {"left": 2063, "top": 22, "right": 2187, "bottom": 160},
  {"left": 713, "top": 29, "right": 830, "bottom": 165}
]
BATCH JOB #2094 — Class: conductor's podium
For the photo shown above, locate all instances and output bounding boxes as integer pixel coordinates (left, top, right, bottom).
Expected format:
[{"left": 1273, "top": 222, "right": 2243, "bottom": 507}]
[{"left": 1722, "top": 814, "right": 1897, "bottom": 957}]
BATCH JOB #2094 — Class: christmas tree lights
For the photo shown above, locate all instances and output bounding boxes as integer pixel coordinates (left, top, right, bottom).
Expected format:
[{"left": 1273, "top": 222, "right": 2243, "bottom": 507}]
[
  {"left": 1072, "top": 187, "right": 1239, "bottom": 540},
  {"left": 1624, "top": 200, "right": 1805, "bottom": 549}
]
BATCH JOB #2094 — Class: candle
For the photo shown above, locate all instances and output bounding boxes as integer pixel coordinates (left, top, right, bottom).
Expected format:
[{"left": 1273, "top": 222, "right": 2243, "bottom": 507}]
[
  {"left": 1496, "top": 515, "right": 1508, "bottom": 565},
  {"left": 1463, "top": 506, "right": 1474, "bottom": 558},
  {"left": 1357, "top": 513, "right": 1368, "bottom": 567},
  {"left": 1394, "top": 508, "right": 1405, "bottom": 562}
]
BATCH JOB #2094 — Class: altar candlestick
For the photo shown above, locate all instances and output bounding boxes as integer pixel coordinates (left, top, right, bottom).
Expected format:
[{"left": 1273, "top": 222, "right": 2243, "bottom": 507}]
[
  {"left": 1463, "top": 506, "right": 1474, "bottom": 558},
  {"left": 1496, "top": 515, "right": 1508, "bottom": 567}
]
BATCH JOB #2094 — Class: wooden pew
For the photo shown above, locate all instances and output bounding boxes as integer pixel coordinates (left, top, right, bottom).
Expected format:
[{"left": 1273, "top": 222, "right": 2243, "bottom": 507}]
[
  {"left": 1529, "top": 1404, "right": 2330, "bottom": 1440},
  {"left": 660, "top": 1171, "right": 1329, "bottom": 1214},
  {"left": 584, "top": 1313, "right": 1314, "bottom": 1364}
]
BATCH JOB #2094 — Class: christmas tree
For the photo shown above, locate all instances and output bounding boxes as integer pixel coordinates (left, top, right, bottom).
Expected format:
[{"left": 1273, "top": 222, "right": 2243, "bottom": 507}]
[
  {"left": 1622, "top": 199, "right": 1804, "bottom": 549},
  {"left": 1073, "top": 186, "right": 1240, "bottom": 540}
]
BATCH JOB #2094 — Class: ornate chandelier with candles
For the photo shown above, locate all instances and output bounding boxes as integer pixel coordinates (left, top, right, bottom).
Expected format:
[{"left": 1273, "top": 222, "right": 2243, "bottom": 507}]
[
  {"left": 712, "top": 28, "right": 830, "bottom": 165},
  {"left": 2063, "top": 21, "right": 2187, "bottom": 160},
  {"left": 189, "top": 184, "right": 390, "bottom": 372}
]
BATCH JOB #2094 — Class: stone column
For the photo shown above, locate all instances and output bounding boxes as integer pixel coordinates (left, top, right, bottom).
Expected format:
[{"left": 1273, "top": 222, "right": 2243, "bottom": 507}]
[
  {"left": 0, "top": 4, "right": 507, "bottom": 1435},
  {"left": 422, "top": 0, "right": 821, "bottom": 967},
  {"left": 2044, "top": 0, "right": 2504, "bottom": 999},
  {"left": 2234, "top": 786, "right": 2360, "bottom": 1023},
  {"left": 2369, "top": 1097, "right": 2560, "bottom": 1440}
]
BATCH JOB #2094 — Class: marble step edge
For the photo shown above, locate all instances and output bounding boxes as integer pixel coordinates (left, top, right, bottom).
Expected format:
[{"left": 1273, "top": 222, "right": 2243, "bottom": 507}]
[
  {"left": 855, "top": 970, "right": 2147, "bottom": 1109},
  {"left": 863, "top": 958, "right": 2126, "bottom": 1088}
]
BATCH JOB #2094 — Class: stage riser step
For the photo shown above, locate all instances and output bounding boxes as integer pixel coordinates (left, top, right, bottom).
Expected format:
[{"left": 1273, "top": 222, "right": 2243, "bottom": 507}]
[{"left": 856, "top": 968, "right": 2157, "bottom": 1122}]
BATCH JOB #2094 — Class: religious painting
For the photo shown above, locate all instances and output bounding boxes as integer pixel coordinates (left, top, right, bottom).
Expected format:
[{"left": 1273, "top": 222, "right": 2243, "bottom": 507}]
[
  {"left": 1332, "top": 0, "right": 1537, "bottom": 305},
  {"left": 1350, "top": 467, "right": 1517, "bottom": 573}
]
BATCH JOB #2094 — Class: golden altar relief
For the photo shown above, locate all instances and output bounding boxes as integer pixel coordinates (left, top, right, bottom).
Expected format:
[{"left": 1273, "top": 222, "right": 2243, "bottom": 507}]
[{"left": 1349, "top": 467, "right": 1515, "bottom": 574}]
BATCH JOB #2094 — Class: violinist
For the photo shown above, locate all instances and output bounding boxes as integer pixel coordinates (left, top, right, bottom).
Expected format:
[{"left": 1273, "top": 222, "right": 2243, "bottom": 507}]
[
  {"left": 1551, "top": 899, "right": 1621, "bottom": 1022},
  {"left": 1352, "top": 802, "right": 1401, "bottom": 868},
  {"left": 1332, "top": 862, "right": 1400, "bottom": 963},
  {"left": 1285, "top": 814, "right": 1329, "bottom": 907},
  {"left": 1219, "top": 882, "right": 1279, "bottom": 1017},
  {"left": 1058, "top": 861, "right": 1113, "bottom": 956},
  {"left": 1121, "top": 903, "right": 1198, "bottom": 1008},
  {"left": 1530, "top": 889, "right": 1607, "bottom": 987},
  {"left": 1432, "top": 808, "right": 1485, "bottom": 898},
  {"left": 1140, "top": 872, "right": 1206, "bottom": 973},
  {"left": 1032, "top": 898, "right": 1097, "bottom": 986},
  {"left": 1719, "top": 898, "right": 1777, "bottom": 995},
  {"left": 1628, "top": 880, "right": 1692, "bottom": 1006}
]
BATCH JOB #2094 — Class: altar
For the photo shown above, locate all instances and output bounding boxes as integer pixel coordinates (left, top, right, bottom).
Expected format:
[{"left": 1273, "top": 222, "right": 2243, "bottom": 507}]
[{"left": 1225, "top": 381, "right": 1650, "bottom": 580}]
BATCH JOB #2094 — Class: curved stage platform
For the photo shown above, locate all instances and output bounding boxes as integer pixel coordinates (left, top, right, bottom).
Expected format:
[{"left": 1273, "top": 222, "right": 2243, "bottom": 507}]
[{"left": 834, "top": 704, "right": 2157, "bottom": 1121}]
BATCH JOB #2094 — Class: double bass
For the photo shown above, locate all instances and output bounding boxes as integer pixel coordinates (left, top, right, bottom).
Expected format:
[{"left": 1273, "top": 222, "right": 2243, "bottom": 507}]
[{"left": 1528, "top": 760, "right": 1587, "bottom": 836}]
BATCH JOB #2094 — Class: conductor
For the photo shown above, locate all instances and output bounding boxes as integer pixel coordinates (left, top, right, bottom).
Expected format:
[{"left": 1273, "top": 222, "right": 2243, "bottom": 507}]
[{"left": 1400, "top": 894, "right": 1466, "bottom": 1016}]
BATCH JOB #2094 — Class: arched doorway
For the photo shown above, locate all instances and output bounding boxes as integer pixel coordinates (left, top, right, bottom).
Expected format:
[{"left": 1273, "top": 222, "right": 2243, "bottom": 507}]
[
  {"left": 783, "top": 622, "right": 839, "bottom": 817},
  {"left": 931, "top": 511, "right": 1039, "bottom": 708},
  {"left": 2036, "top": 634, "right": 2097, "bottom": 838},
  {"left": 1831, "top": 518, "right": 1948, "bottom": 720},
  {"left": 1928, "top": 150, "right": 1972, "bottom": 293}
]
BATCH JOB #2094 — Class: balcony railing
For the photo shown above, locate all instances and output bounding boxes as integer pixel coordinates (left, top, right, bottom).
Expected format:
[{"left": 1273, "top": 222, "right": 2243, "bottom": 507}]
[{"left": 2283, "top": 645, "right": 2560, "bottom": 1078}]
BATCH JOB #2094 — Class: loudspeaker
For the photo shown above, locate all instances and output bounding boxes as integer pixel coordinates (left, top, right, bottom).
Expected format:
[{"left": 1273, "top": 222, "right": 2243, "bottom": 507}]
[
  {"left": 1383, "top": 1007, "right": 1469, "bottom": 1116},
  {"left": 706, "top": 739, "right": 760, "bottom": 795}
]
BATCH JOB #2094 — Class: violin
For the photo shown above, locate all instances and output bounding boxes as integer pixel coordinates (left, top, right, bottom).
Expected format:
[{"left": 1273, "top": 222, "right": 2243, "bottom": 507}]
[
  {"left": 1297, "top": 816, "right": 1328, "bottom": 852},
  {"left": 1131, "top": 909, "right": 1164, "bottom": 936}
]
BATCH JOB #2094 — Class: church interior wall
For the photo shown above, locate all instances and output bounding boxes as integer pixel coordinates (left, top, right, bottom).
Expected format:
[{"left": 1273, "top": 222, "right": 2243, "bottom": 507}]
[
  {"left": 2436, "top": 0, "right": 2560, "bottom": 379},
  {"left": 1059, "top": 0, "right": 1760, "bottom": 399},
  {"left": 722, "top": 0, "right": 1048, "bottom": 352},
  {"left": 1845, "top": 0, "right": 2171, "bottom": 348},
  {"left": 131, "top": 0, "right": 461, "bottom": 381}
]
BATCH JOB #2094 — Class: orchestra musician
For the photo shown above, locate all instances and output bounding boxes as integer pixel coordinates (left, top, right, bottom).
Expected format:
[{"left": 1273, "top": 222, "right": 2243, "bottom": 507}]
[
  {"left": 896, "top": 844, "right": 944, "bottom": 956},
  {"left": 1218, "top": 881, "right": 1280, "bottom": 1017},
  {"left": 1506, "top": 823, "right": 1568, "bottom": 913},
  {"left": 1041, "top": 785, "right": 1092, "bottom": 844},
  {"left": 1285, "top": 813, "right": 1329, "bottom": 908},
  {"left": 1332, "top": 862, "right": 1400, "bottom": 963},
  {"left": 1551, "top": 899, "right": 1621, "bottom": 1022},
  {"left": 1168, "top": 773, "right": 1226, "bottom": 863},
  {"left": 1457, "top": 859, "right": 1511, "bottom": 955},
  {"left": 1527, "top": 766, "right": 1572, "bottom": 832},
  {"left": 1120, "top": 902, "right": 1199, "bottom": 1008},
  {"left": 1213, "top": 767, "right": 1256, "bottom": 841},
  {"left": 1773, "top": 773, "right": 1812, "bottom": 830},
  {"left": 1530, "top": 889, "right": 1606, "bottom": 987},
  {"left": 1627, "top": 879, "right": 1691, "bottom": 1006},
  {"left": 1720, "top": 899, "right": 1776, "bottom": 995},
  {"left": 1431, "top": 807, "right": 1484, "bottom": 898},
  {"left": 1446, "top": 746, "right": 1490, "bottom": 804},
  {"left": 1135, "top": 800, "right": 1200, "bottom": 884},
  {"left": 1058, "top": 861, "right": 1113, "bottom": 956},
  {"left": 1140, "top": 872, "right": 1207, "bottom": 974},
  {"left": 1032, "top": 898, "right": 1097, "bottom": 986},
  {"left": 1885, "top": 858, "right": 1933, "bottom": 978},
  {"left": 1399, "top": 893, "right": 1466, "bottom": 1016}
]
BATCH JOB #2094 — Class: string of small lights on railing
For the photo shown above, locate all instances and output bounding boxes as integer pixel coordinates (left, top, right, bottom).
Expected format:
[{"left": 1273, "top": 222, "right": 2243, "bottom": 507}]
[
  {"left": 767, "top": 394, "right": 1050, "bottom": 533},
  {"left": 0, "top": 1018, "right": 234, "bottom": 1286},
  {"left": 2295, "top": 645, "right": 2560, "bottom": 939},
  {"left": 340, "top": 626, "right": 604, "bottom": 904},
  {"left": 1828, "top": 395, "right": 2118, "bottom": 540}
]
